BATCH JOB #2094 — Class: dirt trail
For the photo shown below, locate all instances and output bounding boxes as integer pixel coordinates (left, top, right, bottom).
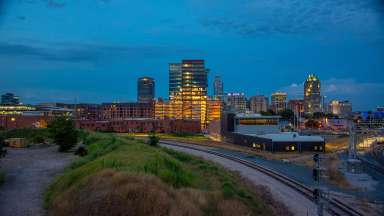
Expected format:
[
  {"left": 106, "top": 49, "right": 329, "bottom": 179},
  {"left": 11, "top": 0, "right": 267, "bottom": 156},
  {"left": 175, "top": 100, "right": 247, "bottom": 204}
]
[{"left": 0, "top": 146, "right": 73, "bottom": 216}]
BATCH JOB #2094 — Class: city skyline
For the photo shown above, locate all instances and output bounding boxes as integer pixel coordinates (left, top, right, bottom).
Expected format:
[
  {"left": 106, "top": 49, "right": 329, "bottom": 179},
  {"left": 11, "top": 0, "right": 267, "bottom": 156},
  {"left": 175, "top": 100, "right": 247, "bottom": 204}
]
[{"left": 1, "top": 1, "right": 384, "bottom": 110}]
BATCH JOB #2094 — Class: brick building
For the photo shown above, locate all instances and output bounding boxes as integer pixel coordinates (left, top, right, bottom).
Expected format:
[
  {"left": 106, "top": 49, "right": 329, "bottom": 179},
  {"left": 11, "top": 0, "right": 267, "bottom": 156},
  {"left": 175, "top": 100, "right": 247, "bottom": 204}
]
[{"left": 76, "top": 119, "right": 201, "bottom": 133}]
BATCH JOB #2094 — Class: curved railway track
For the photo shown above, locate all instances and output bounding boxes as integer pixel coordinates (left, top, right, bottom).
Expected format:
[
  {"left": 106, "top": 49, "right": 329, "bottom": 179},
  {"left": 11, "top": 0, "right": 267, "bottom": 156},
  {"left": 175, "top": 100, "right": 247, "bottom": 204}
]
[{"left": 161, "top": 141, "right": 365, "bottom": 216}]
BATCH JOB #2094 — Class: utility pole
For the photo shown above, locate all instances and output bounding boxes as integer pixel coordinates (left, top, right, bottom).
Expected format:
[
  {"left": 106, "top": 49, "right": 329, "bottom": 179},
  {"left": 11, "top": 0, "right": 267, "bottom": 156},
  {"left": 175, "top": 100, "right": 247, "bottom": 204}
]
[{"left": 313, "top": 153, "right": 326, "bottom": 216}]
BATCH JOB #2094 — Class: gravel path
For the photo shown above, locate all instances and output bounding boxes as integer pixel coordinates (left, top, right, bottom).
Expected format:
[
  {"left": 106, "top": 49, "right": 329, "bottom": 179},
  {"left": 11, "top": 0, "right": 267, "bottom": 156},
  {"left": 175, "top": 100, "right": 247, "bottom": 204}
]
[
  {"left": 0, "top": 146, "right": 74, "bottom": 216},
  {"left": 162, "top": 143, "right": 324, "bottom": 216}
]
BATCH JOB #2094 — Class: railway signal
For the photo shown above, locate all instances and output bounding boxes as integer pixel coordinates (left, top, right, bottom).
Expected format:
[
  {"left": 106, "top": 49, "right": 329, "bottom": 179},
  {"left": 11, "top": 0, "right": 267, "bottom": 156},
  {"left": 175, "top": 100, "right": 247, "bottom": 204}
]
[
  {"left": 312, "top": 153, "right": 325, "bottom": 216},
  {"left": 313, "top": 168, "right": 320, "bottom": 182}
]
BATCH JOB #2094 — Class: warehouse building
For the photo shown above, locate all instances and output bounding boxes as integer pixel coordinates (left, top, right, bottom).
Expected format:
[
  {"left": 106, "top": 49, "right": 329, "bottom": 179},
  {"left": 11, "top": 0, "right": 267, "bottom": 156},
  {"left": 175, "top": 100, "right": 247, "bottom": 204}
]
[{"left": 221, "top": 112, "right": 325, "bottom": 153}]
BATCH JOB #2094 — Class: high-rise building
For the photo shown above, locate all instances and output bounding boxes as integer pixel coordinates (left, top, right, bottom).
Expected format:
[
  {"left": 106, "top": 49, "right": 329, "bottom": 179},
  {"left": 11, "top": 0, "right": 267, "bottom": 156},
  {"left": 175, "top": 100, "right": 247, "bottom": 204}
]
[
  {"left": 137, "top": 77, "right": 155, "bottom": 103},
  {"left": 304, "top": 74, "right": 321, "bottom": 114},
  {"left": 250, "top": 95, "right": 269, "bottom": 113},
  {"left": 328, "top": 100, "right": 352, "bottom": 118},
  {"left": 225, "top": 93, "right": 247, "bottom": 113},
  {"left": 288, "top": 99, "right": 304, "bottom": 114},
  {"left": 1, "top": 93, "right": 20, "bottom": 105},
  {"left": 169, "top": 63, "right": 182, "bottom": 100},
  {"left": 270, "top": 92, "right": 287, "bottom": 113},
  {"left": 213, "top": 75, "right": 224, "bottom": 98},
  {"left": 165, "top": 60, "right": 210, "bottom": 128},
  {"left": 181, "top": 60, "right": 208, "bottom": 125}
]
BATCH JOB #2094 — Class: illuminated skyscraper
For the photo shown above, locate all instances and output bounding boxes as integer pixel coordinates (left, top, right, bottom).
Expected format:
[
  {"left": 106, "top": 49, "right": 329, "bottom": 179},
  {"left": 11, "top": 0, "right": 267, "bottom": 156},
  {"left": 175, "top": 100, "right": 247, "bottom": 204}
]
[
  {"left": 271, "top": 92, "right": 287, "bottom": 113},
  {"left": 181, "top": 60, "right": 208, "bottom": 126},
  {"left": 137, "top": 77, "right": 155, "bottom": 103},
  {"left": 304, "top": 74, "right": 321, "bottom": 114},
  {"left": 213, "top": 75, "right": 224, "bottom": 98},
  {"left": 169, "top": 63, "right": 182, "bottom": 100},
  {"left": 165, "top": 60, "right": 210, "bottom": 128}
]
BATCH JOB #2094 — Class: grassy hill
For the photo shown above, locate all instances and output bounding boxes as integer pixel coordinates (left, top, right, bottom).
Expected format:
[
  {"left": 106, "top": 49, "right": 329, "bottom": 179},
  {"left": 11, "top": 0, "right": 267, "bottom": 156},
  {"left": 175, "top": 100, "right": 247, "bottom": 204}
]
[{"left": 45, "top": 133, "right": 289, "bottom": 216}]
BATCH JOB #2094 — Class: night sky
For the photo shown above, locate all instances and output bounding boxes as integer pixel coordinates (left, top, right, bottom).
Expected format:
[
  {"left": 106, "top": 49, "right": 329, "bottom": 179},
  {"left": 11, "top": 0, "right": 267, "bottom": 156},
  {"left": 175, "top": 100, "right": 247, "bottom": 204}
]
[{"left": 0, "top": 0, "right": 383, "bottom": 111}]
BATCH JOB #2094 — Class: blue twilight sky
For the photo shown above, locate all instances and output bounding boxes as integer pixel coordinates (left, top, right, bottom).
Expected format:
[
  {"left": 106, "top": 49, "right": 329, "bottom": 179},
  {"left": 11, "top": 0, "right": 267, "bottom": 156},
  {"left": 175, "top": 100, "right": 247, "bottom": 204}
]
[{"left": 0, "top": 0, "right": 383, "bottom": 111}]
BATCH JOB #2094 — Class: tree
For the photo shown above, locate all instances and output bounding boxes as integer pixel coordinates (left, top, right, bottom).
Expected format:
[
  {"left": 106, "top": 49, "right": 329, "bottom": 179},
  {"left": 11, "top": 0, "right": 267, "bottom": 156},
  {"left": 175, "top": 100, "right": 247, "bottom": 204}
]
[
  {"left": 48, "top": 117, "right": 78, "bottom": 152},
  {"left": 279, "top": 109, "right": 294, "bottom": 122},
  {"left": 305, "top": 119, "right": 320, "bottom": 128},
  {"left": 260, "top": 109, "right": 276, "bottom": 116},
  {"left": 313, "top": 112, "right": 325, "bottom": 119},
  {"left": 0, "top": 134, "right": 6, "bottom": 158},
  {"left": 147, "top": 132, "right": 160, "bottom": 147}
]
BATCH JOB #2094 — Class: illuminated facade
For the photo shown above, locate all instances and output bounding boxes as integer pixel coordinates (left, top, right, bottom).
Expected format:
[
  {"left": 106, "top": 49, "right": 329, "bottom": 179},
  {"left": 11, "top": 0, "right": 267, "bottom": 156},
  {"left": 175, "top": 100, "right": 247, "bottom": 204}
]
[
  {"left": 0, "top": 105, "right": 36, "bottom": 115},
  {"left": 157, "top": 60, "right": 217, "bottom": 129},
  {"left": 328, "top": 100, "right": 352, "bottom": 118},
  {"left": 304, "top": 74, "right": 321, "bottom": 114},
  {"left": 270, "top": 92, "right": 287, "bottom": 113},
  {"left": 181, "top": 60, "right": 208, "bottom": 126},
  {"left": 250, "top": 95, "right": 269, "bottom": 113},
  {"left": 101, "top": 103, "right": 154, "bottom": 120},
  {"left": 207, "top": 97, "right": 222, "bottom": 122},
  {"left": 288, "top": 99, "right": 304, "bottom": 114},
  {"left": 225, "top": 93, "right": 247, "bottom": 113},
  {"left": 137, "top": 77, "right": 155, "bottom": 103}
]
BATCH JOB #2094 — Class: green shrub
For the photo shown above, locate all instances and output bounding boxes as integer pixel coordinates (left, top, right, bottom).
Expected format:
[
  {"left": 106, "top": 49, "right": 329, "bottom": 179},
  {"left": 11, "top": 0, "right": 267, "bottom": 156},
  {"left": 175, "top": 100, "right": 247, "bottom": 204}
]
[
  {"left": 0, "top": 172, "right": 4, "bottom": 186},
  {"left": 48, "top": 117, "right": 78, "bottom": 152},
  {"left": 147, "top": 133, "right": 160, "bottom": 147}
]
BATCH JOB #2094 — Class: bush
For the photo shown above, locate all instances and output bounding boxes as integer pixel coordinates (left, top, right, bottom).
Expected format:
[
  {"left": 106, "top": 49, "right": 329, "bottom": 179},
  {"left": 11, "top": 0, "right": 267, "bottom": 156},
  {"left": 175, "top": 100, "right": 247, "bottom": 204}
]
[
  {"left": 0, "top": 134, "right": 5, "bottom": 158},
  {"left": 48, "top": 117, "right": 78, "bottom": 152},
  {"left": 147, "top": 133, "right": 160, "bottom": 147}
]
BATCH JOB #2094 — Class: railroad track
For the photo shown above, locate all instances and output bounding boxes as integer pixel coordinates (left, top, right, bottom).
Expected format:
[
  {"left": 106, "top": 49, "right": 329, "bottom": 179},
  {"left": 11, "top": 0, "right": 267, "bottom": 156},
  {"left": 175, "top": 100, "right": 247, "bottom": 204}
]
[{"left": 160, "top": 141, "right": 365, "bottom": 216}]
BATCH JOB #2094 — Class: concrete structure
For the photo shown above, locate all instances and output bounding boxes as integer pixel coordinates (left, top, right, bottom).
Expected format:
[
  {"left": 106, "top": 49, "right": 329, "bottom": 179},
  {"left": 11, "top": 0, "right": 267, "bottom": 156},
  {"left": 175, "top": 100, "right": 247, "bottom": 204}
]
[
  {"left": 213, "top": 75, "right": 224, "bottom": 98},
  {"left": 250, "top": 95, "right": 269, "bottom": 113},
  {"left": 225, "top": 92, "right": 247, "bottom": 113},
  {"left": 1, "top": 93, "right": 20, "bottom": 105},
  {"left": 271, "top": 92, "right": 287, "bottom": 113},
  {"left": 328, "top": 100, "right": 352, "bottom": 118},
  {"left": 137, "top": 77, "right": 155, "bottom": 103},
  {"left": 304, "top": 74, "right": 321, "bottom": 114}
]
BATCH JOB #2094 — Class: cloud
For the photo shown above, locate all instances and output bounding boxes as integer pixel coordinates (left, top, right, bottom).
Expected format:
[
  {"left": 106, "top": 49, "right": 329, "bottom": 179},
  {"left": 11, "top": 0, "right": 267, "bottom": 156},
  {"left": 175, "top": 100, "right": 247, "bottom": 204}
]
[
  {"left": 281, "top": 78, "right": 384, "bottom": 110},
  {"left": 0, "top": 41, "right": 203, "bottom": 64},
  {"left": 197, "top": 0, "right": 384, "bottom": 36},
  {"left": 46, "top": 0, "right": 66, "bottom": 8}
]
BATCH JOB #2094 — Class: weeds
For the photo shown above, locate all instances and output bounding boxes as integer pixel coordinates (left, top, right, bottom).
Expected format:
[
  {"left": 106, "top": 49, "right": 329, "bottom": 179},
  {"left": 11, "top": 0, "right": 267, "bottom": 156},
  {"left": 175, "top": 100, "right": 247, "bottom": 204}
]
[{"left": 45, "top": 132, "right": 282, "bottom": 216}]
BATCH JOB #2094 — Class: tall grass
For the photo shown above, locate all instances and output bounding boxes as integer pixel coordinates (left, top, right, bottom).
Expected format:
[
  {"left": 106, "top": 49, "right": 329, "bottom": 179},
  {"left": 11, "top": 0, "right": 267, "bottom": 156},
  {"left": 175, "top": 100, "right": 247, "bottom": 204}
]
[{"left": 45, "top": 132, "right": 281, "bottom": 215}]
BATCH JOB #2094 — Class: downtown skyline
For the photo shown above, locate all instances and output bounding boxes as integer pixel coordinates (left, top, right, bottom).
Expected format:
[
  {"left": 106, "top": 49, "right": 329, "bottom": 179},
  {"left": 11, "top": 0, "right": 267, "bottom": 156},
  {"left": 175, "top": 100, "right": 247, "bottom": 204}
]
[{"left": 0, "top": 0, "right": 383, "bottom": 110}]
